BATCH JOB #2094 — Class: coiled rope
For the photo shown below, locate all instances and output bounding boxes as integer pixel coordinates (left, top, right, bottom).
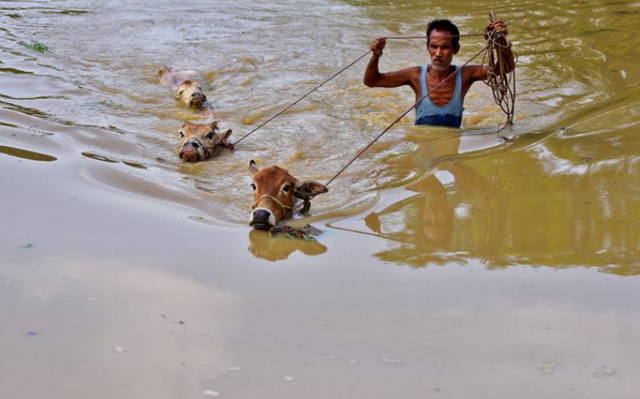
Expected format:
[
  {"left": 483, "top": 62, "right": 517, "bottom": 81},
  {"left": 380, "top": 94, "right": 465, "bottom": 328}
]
[
  {"left": 324, "top": 44, "right": 490, "bottom": 186},
  {"left": 233, "top": 13, "right": 516, "bottom": 186},
  {"left": 324, "top": 13, "right": 517, "bottom": 185},
  {"left": 483, "top": 11, "right": 517, "bottom": 127},
  {"left": 232, "top": 33, "right": 490, "bottom": 146}
]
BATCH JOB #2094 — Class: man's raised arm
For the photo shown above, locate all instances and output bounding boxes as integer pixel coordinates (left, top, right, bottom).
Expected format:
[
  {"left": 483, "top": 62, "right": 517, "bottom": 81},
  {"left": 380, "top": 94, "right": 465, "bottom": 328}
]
[{"left": 363, "top": 37, "right": 413, "bottom": 88}]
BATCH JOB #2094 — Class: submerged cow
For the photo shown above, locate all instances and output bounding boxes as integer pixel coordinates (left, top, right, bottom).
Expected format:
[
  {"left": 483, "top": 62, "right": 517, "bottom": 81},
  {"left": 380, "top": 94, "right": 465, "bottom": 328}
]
[
  {"left": 159, "top": 66, "right": 210, "bottom": 110},
  {"left": 178, "top": 114, "right": 233, "bottom": 162},
  {"left": 248, "top": 160, "right": 328, "bottom": 230}
]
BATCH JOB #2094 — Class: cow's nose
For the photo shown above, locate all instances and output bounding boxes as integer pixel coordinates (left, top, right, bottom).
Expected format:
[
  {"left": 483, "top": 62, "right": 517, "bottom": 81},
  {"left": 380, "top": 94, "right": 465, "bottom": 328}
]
[
  {"left": 253, "top": 209, "right": 271, "bottom": 222},
  {"left": 190, "top": 94, "right": 205, "bottom": 106},
  {"left": 250, "top": 209, "right": 274, "bottom": 230},
  {"left": 185, "top": 141, "right": 200, "bottom": 149}
]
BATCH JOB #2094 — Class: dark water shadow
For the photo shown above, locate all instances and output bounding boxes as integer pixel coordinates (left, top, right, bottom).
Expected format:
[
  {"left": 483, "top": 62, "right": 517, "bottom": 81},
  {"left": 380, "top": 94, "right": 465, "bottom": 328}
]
[{"left": 0, "top": 144, "right": 56, "bottom": 162}]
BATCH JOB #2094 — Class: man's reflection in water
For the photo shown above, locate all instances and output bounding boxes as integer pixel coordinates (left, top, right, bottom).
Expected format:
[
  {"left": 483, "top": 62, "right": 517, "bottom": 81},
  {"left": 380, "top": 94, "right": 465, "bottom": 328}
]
[
  {"left": 248, "top": 230, "right": 327, "bottom": 262},
  {"left": 415, "top": 173, "right": 454, "bottom": 246},
  {"left": 365, "top": 135, "right": 507, "bottom": 265}
]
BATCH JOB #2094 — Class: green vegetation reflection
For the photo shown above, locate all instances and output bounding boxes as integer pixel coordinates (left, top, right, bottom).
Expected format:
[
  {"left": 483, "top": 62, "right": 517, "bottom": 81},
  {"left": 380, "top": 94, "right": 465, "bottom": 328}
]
[{"left": 0, "top": 145, "right": 56, "bottom": 162}]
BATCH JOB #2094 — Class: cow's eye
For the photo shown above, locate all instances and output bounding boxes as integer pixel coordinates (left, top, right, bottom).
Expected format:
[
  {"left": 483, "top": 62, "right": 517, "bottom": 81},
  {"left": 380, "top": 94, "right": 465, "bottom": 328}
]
[
  {"left": 206, "top": 132, "right": 215, "bottom": 140},
  {"left": 178, "top": 90, "right": 184, "bottom": 97},
  {"left": 250, "top": 183, "right": 256, "bottom": 191},
  {"left": 178, "top": 131, "right": 185, "bottom": 138},
  {"left": 282, "top": 184, "right": 291, "bottom": 193}
]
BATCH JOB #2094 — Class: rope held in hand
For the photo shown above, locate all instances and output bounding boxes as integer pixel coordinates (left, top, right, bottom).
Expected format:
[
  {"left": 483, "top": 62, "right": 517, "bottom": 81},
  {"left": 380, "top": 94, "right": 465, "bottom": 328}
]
[
  {"left": 232, "top": 19, "right": 516, "bottom": 186},
  {"left": 325, "top": 44, "right": 490, "bottom": 186},
  {"left": 232, "top": 33, "right": 482, "bottom": 146},
  {"left": 325, "top": 13, "right": 517, "bottom": 185},
  {"left": 483, "top": 11, "right": 517, "bottom": 128}
]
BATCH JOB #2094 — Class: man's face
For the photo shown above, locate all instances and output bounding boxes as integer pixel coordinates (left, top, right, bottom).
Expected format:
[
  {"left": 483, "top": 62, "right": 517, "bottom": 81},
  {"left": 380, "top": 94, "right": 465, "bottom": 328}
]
[{"left": 427, "top": 29, "right": 459, "bottom": 71}]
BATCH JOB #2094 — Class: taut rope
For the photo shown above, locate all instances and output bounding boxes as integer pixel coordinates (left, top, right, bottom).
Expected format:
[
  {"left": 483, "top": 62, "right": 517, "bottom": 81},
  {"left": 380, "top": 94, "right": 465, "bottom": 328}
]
[
  {"left": 235, "top": 15, "right": 516, "bottom": 187},
  {"left": 232, "top": 50, "right": 373, "bottom": 146},
  {"left": 324, "top": 44, "right": 490, "bottom": 186},
  {"left": 324, "top": 13, "right": 517, "bottom": 185},
  {"left": 232, "top": 33, "right": 485, "bottom": 146}
]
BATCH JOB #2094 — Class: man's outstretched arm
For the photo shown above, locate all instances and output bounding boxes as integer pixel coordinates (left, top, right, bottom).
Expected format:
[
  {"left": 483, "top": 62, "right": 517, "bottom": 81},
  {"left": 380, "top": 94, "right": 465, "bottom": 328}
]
[{"left": 363, "top": 37, "right": 414, "bottom": 88}]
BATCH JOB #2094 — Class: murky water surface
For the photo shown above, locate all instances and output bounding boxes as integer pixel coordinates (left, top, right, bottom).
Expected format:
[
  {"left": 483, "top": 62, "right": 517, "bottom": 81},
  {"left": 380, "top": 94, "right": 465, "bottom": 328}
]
[{"left": 1, "top": 0, "right": 640, "bottom": 398}]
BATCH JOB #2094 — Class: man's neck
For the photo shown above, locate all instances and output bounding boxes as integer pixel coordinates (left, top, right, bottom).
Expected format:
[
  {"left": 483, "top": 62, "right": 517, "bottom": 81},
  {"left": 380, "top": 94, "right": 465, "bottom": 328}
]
[{"left": 429, "top": 65, "right": 454, "bottom": 80}]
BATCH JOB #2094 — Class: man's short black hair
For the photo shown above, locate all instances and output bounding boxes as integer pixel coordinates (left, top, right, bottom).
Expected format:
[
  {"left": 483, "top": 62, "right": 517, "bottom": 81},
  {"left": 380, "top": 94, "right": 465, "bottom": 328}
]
[{"left": 427, "top": 19, "right": 460, "bottom": 47}]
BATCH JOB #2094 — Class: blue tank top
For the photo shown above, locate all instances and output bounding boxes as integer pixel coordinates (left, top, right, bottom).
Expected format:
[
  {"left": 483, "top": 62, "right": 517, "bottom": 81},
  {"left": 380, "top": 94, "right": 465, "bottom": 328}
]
[{"left": 415, "top": 65, "right": 464, "bottom": 128}]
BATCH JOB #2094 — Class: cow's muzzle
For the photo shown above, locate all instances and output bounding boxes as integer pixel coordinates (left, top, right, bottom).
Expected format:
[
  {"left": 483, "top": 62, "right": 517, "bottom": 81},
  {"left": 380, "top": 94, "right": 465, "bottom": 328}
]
[
  {"left": 179, "top": 140, "right": 205, "bottom": 163},
  {"left": 189, "top": 93, "right": 206, "bottom": 109},
  {"left": 249, "top": 208, "right": 276, "bottom": 230}
]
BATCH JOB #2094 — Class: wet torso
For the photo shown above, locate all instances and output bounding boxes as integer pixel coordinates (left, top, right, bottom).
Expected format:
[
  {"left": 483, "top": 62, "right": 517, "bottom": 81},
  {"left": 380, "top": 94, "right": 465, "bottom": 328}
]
[
  {"left": 407, "top": 65, "right": 478, "bottom": 106},
  {"left": 405, "top": 64, "right": 482, "bottom": 127}
]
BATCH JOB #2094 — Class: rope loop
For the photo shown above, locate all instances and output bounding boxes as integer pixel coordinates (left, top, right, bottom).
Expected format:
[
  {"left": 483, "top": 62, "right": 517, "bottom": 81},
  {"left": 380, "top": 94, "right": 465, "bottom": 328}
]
[
  {"left": 252, "top": 194, "right": 298, "bottom": 218},
  {"left": 483, "top": 11, "right": 518, "bottom": 128}
]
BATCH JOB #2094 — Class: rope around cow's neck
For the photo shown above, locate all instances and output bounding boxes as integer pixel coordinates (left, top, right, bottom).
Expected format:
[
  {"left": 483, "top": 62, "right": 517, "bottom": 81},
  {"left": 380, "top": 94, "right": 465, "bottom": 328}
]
[
  {"left": 253, "top": 193, "right": 302, "bottom": 218},
  {"left": 232, "top": 33, "right": 482, "bottom": 146}
]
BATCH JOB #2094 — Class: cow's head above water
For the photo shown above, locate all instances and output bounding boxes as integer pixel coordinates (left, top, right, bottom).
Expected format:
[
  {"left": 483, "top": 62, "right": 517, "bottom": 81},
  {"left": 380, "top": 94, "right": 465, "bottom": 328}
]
[
  {"left": 178, "top": 120, "right": 232, "bottom": 163},
  {"left": 248, "top": 160, "right": 329, "bottom": 230},
  {"left": 176, "top": 80, "right": 207, "bottom": 109}
]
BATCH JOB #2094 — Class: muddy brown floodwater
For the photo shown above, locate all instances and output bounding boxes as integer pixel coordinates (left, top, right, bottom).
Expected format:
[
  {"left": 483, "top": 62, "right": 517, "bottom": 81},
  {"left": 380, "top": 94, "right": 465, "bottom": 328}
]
[{"left": 1, "top": 0, "right": 640, "bottom": 398}]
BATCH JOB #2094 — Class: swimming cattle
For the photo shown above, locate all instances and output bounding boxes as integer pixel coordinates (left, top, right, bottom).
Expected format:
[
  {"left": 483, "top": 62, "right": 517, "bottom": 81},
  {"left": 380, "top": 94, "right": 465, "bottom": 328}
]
[
  {"left": 159, "top": 66, "right": 210, "bottom": 110},
  {"left": 178, "top": 119, "right": 233, "bottom": 163},
  {"left": 248, "top": 160, "right": 328, "bottom": 230}
]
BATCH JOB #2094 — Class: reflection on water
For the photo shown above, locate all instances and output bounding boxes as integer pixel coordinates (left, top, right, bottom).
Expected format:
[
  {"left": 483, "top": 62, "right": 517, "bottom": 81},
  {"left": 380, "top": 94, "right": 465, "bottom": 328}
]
[
  {"left": 343, "top": 134, "right": 508, "bottom": 265},
  {"left": 0, "top": 144, "right": 57, "bottom": 162},
  {"left": 370, "top": 157, "right": 508, "bottom": 264},
  {"left": 248, "top": 230, "right": 327, "bottom": 262},
  {"left": 334, "top": 126, "right": 640, "bottom": 275},
  {"left": 2, "top": 1, "right": 640, "bottom": 398},
  {"left": 1, "top": 0, "right": 640, "bottom": 269}
]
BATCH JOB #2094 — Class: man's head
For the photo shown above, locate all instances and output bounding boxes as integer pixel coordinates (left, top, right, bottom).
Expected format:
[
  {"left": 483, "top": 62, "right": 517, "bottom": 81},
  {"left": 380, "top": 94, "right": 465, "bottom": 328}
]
[{"left": 426, "top": 19, "right": 460, "bottom": 71}]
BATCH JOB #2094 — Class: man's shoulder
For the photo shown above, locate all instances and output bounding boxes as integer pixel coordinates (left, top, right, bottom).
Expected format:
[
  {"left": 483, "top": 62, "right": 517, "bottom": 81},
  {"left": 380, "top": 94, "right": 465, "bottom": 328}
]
[
  {"left": 460, "top": 64, "right": 483, "bottom": 72},
  {"left": 404, "top": 65, "right": 423, "bottom": 80},
  {"left": 399, "top": 65, "right": 423, "bottom": 75},
  {"left": 392, "top": 65, "right": 422, "bottom": 82},
  {"left": 461, "top": 64, "right": 487, "bottom": 80}
]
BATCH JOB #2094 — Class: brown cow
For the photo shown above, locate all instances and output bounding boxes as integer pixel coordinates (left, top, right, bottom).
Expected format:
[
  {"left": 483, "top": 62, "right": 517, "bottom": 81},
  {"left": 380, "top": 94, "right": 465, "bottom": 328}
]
[
  {"left": 248, "top": 160, "right": 328, "bottom": 230},
  {"left": 159, "top": 66, "right": 210, "bottom": 110},
  {"left": 178, "top": 117, "right": 233, "bottom": 162}
]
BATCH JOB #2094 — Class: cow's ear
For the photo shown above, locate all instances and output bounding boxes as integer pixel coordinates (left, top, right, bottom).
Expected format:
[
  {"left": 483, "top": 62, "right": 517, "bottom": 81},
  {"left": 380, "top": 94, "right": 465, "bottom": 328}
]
[
  {"left": 249, "top": 160, "right": 259, "bottom": 176},
  {"left": 294, "top": 181, "right": 328, "bottom": 199},
  {"left": 221, "top": 129, "right": 232, "bottom": 142}
]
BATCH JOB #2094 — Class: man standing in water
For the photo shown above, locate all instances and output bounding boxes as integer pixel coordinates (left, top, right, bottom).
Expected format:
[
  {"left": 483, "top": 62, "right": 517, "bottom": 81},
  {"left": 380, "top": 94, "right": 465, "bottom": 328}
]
[{"left": 363, "top": 19, "right": 513, "bottom": 128}]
